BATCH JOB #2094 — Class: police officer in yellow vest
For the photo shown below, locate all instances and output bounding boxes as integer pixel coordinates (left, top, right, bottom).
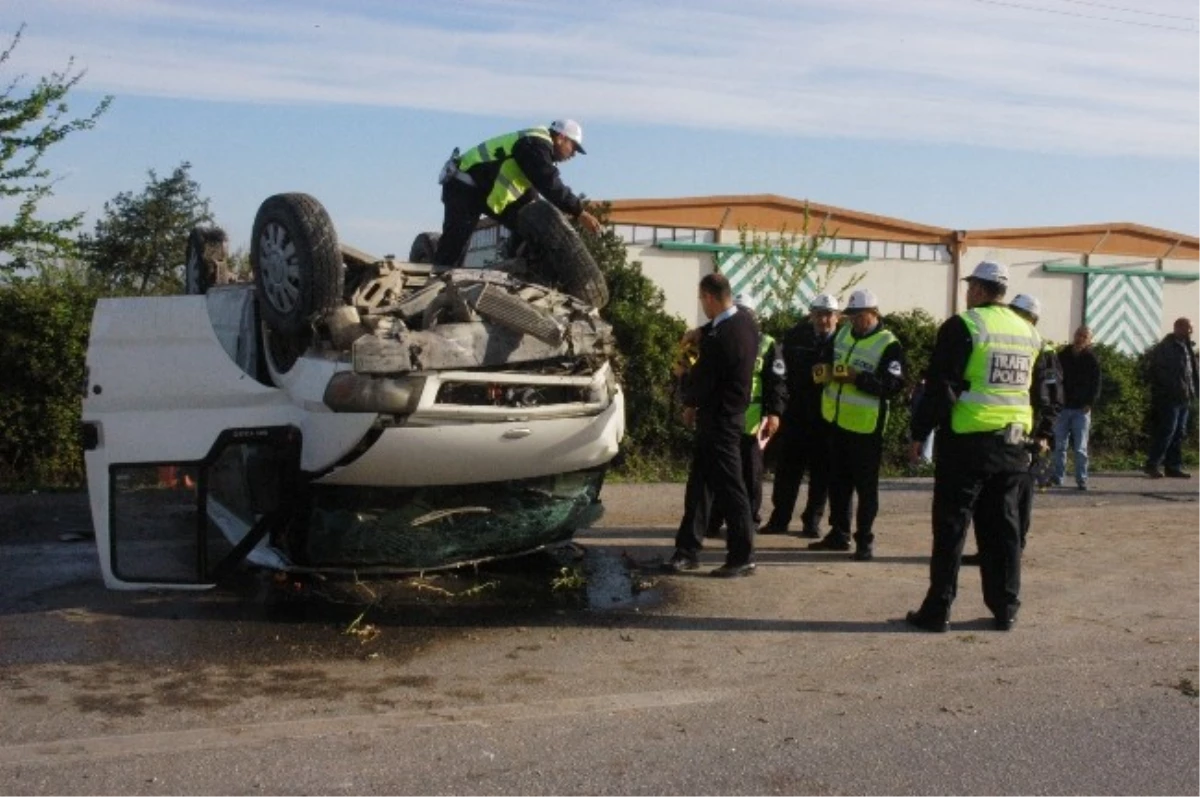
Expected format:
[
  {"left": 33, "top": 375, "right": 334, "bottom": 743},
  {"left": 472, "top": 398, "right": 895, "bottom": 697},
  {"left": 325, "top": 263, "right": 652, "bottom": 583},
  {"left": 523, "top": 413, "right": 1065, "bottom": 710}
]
[
  {"left": 808, "top": 289, "right": 906, "bottom": 561},
  {"left": 905, "top": 262, "right": 1058, "bottom": 633},
  {"left": 433, "top": 120, "right": 602, "bottom": 267}
]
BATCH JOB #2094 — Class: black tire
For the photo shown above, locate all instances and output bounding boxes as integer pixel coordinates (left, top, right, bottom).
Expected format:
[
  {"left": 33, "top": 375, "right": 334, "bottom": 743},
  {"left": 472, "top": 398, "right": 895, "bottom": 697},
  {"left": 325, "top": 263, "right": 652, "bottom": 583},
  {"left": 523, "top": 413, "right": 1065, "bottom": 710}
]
[
  {"left": 251, "top": 193, "right": 343, "bottom": 336},
  {"left": 184, "top": 226, "right": 228, "bottom": 295},
  {"left": 409, "top": 231, "right": 441, "bottom": 264},
  {"left": 517, "top": 200, "right": 609, "bottom": 309}
]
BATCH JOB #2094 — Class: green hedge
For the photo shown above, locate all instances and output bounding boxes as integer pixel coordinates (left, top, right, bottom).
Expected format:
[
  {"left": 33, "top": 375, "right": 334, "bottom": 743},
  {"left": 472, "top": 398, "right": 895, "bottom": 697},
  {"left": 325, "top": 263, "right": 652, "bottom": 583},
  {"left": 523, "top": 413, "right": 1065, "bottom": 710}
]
[{"left": 0, "top": 277, "right": 102, "bottom": 487}]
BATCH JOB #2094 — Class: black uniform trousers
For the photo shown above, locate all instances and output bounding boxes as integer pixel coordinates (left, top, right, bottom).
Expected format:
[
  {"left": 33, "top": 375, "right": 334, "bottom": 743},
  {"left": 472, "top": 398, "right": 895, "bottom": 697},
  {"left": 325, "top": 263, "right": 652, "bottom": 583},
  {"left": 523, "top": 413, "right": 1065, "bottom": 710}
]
[
  {"left": 826, "top": 425, "right": 882, "bottom": 549},
  {"left": 921, "top": 433, "right": 1028, "bottom": 623},
  {"left": 684, "top": 432, "right": 765, "bottom": 538},
  {"left": 433, "top": 179, "right": 527, "bottom": 267},
  {"left": 765, "top": 417, "right": 831, "bottom": 534},
  {"left": 972, "top": 458, "right": 1037, "bottom": 551},
  {"left": 1017, "top": 469, "right": 1034, "bottom": 550},
  {"left": 674, "top": 418, "right": 756, "bottom": 565}
]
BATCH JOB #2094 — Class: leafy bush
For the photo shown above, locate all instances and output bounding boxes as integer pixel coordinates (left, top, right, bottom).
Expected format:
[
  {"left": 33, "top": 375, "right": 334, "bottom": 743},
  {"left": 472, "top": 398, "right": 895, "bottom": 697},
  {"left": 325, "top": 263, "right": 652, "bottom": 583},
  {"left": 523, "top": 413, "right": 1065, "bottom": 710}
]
[
  {"left": 0, "top": 274, "right": 103, "bottom": 486},
  {"left": 878, "top": 308, "right": 939, "bottom": 471},
  {"left": 583, "top": 205, "right": 691, "bottom": 476},
  {"left": 1089, "top": 342, "right": 1151, "bottom": 460}
]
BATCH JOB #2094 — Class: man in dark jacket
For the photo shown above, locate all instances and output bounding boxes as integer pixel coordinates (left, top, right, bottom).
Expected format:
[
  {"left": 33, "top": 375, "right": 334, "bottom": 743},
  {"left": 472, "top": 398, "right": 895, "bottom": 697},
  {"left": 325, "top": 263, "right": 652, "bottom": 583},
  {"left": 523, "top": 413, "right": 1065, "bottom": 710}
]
[
  {"left": 1050, "top": 325, "right": 1102, "bottom": 490},
  {"left": 433, "top": 120, "right": 601, "bottom": 267},
  {"left": 701, "top": 293, "right": 787, "bottom": 536},
  {"left": 759, "top": 293, "right": 840, "bottom": 538},
  {"left": 663, "top": 273, "right": 760, "bottom": 578},
  {"left": 1145, "top": 317, "right": 1198, "bottom": 478}
]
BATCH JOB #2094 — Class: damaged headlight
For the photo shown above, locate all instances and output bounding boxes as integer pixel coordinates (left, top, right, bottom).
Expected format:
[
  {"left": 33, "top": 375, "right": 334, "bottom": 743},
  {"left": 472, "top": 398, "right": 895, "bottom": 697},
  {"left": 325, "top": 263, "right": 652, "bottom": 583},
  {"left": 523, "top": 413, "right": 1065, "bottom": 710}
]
[{"left": 323, "top": 372, "right": 426, "bottom": 415}]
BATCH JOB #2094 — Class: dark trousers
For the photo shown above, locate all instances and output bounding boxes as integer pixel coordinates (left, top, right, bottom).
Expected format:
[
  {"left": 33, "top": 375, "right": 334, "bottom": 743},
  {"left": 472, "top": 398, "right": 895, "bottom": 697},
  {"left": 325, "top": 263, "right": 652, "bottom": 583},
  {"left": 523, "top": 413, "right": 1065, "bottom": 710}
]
[
  {"left": 765, "top": 418, "right": 830, "bottom": 533},
  {"left": 433, "top": 180, "right": 526, "bottom": 267},
  {"left": 703, "top": 433, "right": 764, "bottom": 535},
  {"left": 674, "top": 421, "right": 756, "bottom": 565},
  {"left": 1017, "top": 469, "right": 1033, "bottom": 549},
  {"left": 1146, "top": 401, "right": 1191, "bottom": 471},
  {"left": 921, "top": 434, "right": 1028, "bottom": 622},
  {"left": 826, "top": 426, "right": 882, "bottom": 549}
]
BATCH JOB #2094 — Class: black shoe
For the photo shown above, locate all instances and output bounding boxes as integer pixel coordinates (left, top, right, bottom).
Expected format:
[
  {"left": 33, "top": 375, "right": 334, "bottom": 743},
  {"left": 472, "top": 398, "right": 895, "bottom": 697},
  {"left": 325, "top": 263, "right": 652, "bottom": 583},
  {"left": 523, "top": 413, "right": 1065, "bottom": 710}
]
[
  {"left": 798, "top": 526, "right": 821, "bottom": 539},
  {"left": 807, "top": 535, "right": 851, "bottom": 551},
  {"left": 661, "top": 551, "right": 700, "bottom": 573},
  {"left": 1165, "top": 468, "right": 1192, "bottom": 478},
  {"left": 905, "top": 610, "right": 949, "bottom": 633},
  {"left": 710, "top": 562, "right": 756, "bottom": 578},
  {"left": 1076, "top": 482, "right": 1088, "bottom": 491},
  {"left": 961, "top": 552, "right": 981, "bottom": 566},
  {"left": 757, "top": 525, "right": 788, "bottom": 535},
  {"left": 993, "top": 616, "right": 1017, "bottom": 631},
  {"left": 852, "top": 547, "right": 874, "bottom": 562},
  {"left": 1144, "top": 465, "right": 1165, "bottom": 479}
]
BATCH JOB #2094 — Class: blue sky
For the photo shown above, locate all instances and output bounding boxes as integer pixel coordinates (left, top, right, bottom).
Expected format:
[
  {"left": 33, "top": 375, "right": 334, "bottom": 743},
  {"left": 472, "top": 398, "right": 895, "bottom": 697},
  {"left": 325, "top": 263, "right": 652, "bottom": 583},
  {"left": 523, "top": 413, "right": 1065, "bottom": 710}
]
[{"left": 4, "top": 0, "right": 1198, "bottom": 257}]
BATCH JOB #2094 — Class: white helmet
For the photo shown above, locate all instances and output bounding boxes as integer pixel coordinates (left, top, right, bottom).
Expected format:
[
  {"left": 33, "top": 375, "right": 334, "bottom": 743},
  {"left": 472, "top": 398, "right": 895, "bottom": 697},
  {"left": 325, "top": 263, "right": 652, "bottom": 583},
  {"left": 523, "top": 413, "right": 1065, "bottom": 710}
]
[
  {"left": 1010, "top": 293, "right": 1041, "bottom": 320},
  {"left": 845, "top": 289, "right": 880, "bottom": 313},
  {"left": 963, "top": 260, "right": 1009, "bottom": 285},
  {"left": 549, "top": 119, "right": 586, "bottom": 154},
  {"left": 734, "top": 292, "right": 757, "bottom": 312},
  {"left": 810, "top": 293, "right": 839, "bottom": 312}
]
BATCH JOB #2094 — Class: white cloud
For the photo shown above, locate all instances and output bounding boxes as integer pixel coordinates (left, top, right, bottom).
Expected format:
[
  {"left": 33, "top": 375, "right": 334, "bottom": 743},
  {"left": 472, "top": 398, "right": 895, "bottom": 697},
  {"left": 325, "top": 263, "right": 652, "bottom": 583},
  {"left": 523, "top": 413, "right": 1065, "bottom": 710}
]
[{"left": 4, "top": 0, "right": 1197, "bottom": 157}]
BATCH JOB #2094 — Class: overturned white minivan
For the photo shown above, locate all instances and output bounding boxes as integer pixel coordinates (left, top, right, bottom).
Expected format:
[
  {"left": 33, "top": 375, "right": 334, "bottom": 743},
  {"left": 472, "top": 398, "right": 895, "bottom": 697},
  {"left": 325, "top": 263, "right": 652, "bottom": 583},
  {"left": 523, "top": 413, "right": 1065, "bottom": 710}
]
[{"left": 82, "top": 193, "right": 624, "bottom": 590}]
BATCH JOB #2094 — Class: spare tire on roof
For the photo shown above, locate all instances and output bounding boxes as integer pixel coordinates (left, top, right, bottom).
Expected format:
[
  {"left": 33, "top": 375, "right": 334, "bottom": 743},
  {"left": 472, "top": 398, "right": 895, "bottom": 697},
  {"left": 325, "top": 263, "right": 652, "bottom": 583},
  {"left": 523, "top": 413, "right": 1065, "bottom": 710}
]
[
  {"left": 409, "top": 231, "right": 441, "bottom": 264},
  {"left": 251, "top": 193, "right": 344, "bottom": 336},
  {"left": 184, "top": 226, "right": 229, "bottom": 295},
  {"left": 517, "top": 200, "right": 609, "bottom": 309}
]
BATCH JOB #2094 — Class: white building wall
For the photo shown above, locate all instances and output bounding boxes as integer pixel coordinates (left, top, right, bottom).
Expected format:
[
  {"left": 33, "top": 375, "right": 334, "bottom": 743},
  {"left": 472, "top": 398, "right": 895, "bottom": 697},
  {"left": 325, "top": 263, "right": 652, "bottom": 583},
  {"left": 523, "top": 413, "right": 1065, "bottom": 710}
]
[
  {"left": 962, "top": 247, "right": 1086, "bottom": 344},
  {"left": 1152, "top": 256, "right": 1200, "bottom": 339},
  {"left": 625, "top": 245, "right": 712, "bottom": 326},
  {"left": 833, "top": 259, "right": 956, "bottom": 320}
]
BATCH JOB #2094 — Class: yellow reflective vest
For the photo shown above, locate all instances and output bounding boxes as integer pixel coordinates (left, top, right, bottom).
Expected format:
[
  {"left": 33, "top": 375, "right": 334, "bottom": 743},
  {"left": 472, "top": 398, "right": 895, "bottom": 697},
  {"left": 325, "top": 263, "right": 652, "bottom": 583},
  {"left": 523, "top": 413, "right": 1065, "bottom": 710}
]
[
  {"left": 456, "top": 127, "right": 553, "bottom": 215},
  {"left": 821, "top": 325, "right": 898, "bottom": 434},
  {"left": 951, "top": 305, "right": 1042, "bottom": 434},
  {"left": 744, "top": 333, "right": 775, "bottom": 435}
]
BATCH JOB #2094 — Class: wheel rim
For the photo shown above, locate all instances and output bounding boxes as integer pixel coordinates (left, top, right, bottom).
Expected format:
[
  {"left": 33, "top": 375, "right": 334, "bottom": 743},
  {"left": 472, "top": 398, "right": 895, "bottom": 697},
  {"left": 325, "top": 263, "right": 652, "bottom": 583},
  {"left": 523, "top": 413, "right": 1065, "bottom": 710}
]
[{"left": 258, "top": 220, "right": 301, "bottom": 315}]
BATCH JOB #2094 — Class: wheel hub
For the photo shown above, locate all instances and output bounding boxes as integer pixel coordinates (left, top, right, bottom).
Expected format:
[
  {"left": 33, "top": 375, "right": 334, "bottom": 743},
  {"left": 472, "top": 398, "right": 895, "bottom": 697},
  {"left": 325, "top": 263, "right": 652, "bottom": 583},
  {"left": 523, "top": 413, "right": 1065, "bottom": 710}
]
[{"left": 258, "top": 221, "right": 300, "bottom": 314}]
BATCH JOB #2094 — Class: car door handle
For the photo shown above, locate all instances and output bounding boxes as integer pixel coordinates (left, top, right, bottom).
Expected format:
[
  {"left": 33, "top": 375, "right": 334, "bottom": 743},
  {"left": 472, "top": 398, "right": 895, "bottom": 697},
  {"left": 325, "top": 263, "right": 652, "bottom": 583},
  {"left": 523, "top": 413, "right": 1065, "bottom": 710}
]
[{"left": 502, "top": 428, "right": 533, "bottom": 439}]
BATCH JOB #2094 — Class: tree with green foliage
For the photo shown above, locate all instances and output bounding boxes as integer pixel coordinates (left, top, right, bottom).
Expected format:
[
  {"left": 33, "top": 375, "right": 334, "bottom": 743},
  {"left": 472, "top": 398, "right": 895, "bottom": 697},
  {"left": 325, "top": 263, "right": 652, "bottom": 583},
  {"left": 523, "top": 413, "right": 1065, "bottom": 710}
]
[
  {"left": 736, "top": 202, "right": 864, "bottom": 337},
  {"left": 580, "top": 203, "right": 691, "bottom": 477},
  {"left": 79, "top": 161, "right": 213, "bottom": 294},
  {"left": 0, "top": 24, "right": 112, "bottom": 273}
]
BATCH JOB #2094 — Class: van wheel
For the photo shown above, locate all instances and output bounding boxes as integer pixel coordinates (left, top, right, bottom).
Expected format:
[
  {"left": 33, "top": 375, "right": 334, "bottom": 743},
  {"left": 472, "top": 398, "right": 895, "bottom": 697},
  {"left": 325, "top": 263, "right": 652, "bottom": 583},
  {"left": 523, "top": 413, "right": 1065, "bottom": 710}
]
[
  {"left": 185, "top": 226, "right": 229, "bottom": 295},
  {"left": 517, "top": 200, "right": 609, "bottom": 308},
  {"left": 409, "top": 231, "right": 441, "bottom": 264},
  {"left": 251, "top": 193, "right": 344, "bottom": 335}
]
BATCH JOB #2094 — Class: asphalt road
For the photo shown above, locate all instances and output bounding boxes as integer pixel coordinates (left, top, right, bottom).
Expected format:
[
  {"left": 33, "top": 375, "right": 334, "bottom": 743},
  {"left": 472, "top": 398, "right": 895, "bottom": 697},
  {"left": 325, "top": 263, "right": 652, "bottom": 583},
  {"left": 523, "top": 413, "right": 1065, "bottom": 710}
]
[{"left": 0, "top": 473, "right": 1196, "bottom": 795}]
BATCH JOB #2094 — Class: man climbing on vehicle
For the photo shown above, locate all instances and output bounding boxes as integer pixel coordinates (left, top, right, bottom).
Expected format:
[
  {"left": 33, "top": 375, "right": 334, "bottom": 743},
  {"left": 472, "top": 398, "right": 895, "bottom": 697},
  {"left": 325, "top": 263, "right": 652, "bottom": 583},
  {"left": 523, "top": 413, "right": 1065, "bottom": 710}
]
[{"left": 433, "top": 119, "right": 602, "bottom": 267}]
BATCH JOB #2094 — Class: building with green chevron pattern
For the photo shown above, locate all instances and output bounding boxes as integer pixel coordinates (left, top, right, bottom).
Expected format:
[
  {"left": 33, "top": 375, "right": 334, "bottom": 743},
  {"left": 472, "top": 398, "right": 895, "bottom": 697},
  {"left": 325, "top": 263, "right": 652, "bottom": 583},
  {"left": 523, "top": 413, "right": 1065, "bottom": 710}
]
[{"left": 597, "top": 195, "right": 1199, "bottom": 352}]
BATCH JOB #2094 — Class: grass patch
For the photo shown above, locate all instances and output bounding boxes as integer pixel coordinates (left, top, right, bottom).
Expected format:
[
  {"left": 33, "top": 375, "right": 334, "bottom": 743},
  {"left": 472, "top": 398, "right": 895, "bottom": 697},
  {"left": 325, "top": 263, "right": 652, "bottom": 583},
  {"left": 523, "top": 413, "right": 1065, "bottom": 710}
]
[{"left": 550, "top": 566, "right": 587, "bottom": 592}]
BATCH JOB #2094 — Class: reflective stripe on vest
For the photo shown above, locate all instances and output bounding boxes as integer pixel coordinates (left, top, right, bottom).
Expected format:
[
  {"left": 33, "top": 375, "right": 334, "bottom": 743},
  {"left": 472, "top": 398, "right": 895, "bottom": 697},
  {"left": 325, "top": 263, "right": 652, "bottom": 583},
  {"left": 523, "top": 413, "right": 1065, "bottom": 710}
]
[
  {"left": 744, "top": 333, "right": 775, "bottom": 435},
  {"left": 821, "top": 325, "right": 898, "bottom": 434},
  {"left": 951, "top": 305, "right": 1041, "bottom": 433},
  {"left": 456, "top": 127, "right": 552, "bottom": 215}
]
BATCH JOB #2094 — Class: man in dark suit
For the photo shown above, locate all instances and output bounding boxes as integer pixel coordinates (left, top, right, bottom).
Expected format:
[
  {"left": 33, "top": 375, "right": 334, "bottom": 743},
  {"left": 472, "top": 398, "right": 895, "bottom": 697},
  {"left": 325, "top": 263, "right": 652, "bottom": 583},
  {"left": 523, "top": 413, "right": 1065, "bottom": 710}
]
[{"left": 664, "top": 273, "right": 760, "bottom": 577}]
